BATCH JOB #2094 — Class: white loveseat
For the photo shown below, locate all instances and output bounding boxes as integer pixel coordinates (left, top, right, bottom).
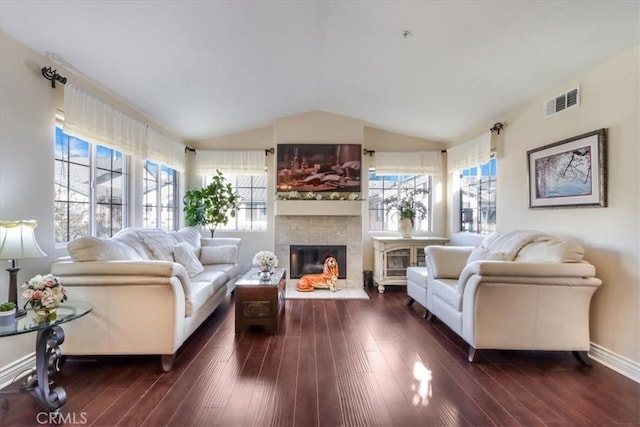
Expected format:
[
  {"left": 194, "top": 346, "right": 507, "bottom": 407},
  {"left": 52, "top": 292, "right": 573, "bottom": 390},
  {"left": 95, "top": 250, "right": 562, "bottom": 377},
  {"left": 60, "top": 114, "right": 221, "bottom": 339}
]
[
  {"left": 51, "top": 227, "right": 241, "bottom": 371},
  {"left": 407, "top": 230, "right": 602, "bottom": 364}
]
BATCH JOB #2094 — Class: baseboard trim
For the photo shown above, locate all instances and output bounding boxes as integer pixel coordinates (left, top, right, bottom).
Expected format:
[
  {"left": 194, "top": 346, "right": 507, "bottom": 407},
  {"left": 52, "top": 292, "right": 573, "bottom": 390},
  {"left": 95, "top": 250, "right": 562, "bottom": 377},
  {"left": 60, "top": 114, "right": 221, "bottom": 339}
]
[
  {"left": 0, "top": 353, "right": 35, "bottom": 390},
  {"left": 590, "top": 342, "right": 640, "bottom": 383}
]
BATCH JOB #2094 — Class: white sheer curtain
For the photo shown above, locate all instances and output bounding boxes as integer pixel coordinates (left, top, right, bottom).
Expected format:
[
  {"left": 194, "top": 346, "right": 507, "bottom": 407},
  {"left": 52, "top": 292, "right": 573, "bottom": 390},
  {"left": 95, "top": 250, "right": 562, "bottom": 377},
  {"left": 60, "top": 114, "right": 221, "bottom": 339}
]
[
  {"left": 374, "top": 150, "right": 442, "bottom": 175},
  {"left": 195, "top": 150, "right": 265, "bottom": 175},
  {"left": 63, "top": 83, "right": 147, "bottom": 157},
  {"left": 147, "top": 128, "right": 185, "bottom": 172},
  {"left": 447, "top": 131, "right": 491, "bottom": 171}
]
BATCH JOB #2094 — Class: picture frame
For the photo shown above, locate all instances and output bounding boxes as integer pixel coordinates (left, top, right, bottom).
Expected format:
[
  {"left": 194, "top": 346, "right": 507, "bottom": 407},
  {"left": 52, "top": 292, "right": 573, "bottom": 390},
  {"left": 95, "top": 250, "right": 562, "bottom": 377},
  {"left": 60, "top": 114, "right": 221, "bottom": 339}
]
[
  {"left": 527, "top": 129, "right": 607, "bottom": 208},
  {"left": 276, "top": 143, "right": 361, "bottom": 198}
]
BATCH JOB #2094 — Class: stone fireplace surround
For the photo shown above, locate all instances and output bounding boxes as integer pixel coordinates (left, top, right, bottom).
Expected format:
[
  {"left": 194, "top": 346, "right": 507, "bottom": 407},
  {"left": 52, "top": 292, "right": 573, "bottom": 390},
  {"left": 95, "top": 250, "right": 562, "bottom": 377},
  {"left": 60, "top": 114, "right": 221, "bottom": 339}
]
[{"left": 275, "top": 215, "right": 363, "bottom": 289}]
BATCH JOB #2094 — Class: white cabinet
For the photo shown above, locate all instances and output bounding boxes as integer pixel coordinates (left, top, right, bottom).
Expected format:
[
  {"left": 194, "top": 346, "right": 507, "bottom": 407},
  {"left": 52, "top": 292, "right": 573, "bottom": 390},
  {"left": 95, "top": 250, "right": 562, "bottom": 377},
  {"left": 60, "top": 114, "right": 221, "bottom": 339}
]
[{"left": 372, "top": 237, "right": 448, "bottom": 293}]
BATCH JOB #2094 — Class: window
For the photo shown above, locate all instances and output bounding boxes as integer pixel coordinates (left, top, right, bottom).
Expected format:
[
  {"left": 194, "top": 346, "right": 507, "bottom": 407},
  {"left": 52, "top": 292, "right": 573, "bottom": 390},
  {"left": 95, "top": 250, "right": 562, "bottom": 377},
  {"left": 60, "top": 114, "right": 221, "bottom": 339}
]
[
  {"left": 143, "top": 160, "right": 178, "bottom": 231},
  {"left": 459, "top": 157, "right": 496, "bottom": 234},
  {"left": 54, "top": 126, "right": 127, "bottom": 243},
  {"left": 368, "top": 171, "right": 432, "bottom": 232},
  {"left": 205, "top": 173, "right": 267, "bottom": 231}
]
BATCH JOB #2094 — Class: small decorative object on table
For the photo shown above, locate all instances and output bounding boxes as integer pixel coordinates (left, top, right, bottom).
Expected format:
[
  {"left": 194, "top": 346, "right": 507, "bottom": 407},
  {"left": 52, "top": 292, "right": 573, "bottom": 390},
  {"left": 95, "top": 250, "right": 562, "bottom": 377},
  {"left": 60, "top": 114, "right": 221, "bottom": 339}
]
[
  {"left": 252, "top": 251, "right": 279, "bottom": 281},
  {"left": 0, "top": 301, "right": 17, "bottom": 325},
  {"left": 22, "top": 274, "right": 67, "bottom": 321},
  {"left": 383, "top": 188, "right": 428, "bottom": 238}
]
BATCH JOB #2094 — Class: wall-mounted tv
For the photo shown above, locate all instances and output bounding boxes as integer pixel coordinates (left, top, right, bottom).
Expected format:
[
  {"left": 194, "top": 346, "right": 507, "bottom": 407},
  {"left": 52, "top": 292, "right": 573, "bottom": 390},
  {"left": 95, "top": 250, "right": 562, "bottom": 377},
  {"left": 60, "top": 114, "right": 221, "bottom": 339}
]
[{"left": 276, "top": 144, "right": 361, "bottom": 199}]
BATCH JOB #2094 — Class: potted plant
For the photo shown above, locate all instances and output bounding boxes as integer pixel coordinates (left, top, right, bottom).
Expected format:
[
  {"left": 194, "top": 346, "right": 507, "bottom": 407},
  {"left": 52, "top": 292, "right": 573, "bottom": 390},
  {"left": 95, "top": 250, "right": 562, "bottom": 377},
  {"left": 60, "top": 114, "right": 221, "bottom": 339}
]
[
  {"left": 0, "top": 301, "right": 17, "bottom": 325},
  {"left": 183, "top": 169, "right": 239, "bottom": 238},
  {"left": 384, "top": 188, "right": 428, "bottom": 238}
]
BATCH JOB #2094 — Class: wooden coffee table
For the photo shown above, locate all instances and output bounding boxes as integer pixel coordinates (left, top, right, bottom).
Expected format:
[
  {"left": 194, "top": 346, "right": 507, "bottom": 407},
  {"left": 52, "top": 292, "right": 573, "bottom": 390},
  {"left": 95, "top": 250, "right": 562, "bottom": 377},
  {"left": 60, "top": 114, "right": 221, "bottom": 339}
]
[{"left": 235, "top": 268, "right": 286, "bottom": 334}]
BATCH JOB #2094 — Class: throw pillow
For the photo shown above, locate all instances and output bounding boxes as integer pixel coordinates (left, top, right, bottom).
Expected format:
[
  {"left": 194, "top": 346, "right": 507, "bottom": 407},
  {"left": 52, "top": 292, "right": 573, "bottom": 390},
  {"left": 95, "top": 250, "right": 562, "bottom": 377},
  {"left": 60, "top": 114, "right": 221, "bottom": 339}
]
[
  {"left": 173, "top": 242, "right": 204, "bottom": 277},
  {"left": 515, "top": 240, "right": 585, "bottom": 263},
  {"left": 466, "top": 246, "right": 507, "bottom": 264},
  {"left": 136, "top": 229, "right": 177, "bottom": 261},
  {"left": 67, "top": 236, "right": 129, "bottom": 261},
  {"left": 200, "top": 245, "right": 237, "bottom": 265}
]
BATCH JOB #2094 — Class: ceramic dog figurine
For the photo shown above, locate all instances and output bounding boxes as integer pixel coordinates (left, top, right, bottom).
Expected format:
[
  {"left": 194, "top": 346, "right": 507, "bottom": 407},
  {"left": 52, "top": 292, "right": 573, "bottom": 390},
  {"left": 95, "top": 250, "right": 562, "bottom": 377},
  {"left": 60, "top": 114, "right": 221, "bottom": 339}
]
[{"left": 296, "top": 256, "right": 339, "bottom": 292}]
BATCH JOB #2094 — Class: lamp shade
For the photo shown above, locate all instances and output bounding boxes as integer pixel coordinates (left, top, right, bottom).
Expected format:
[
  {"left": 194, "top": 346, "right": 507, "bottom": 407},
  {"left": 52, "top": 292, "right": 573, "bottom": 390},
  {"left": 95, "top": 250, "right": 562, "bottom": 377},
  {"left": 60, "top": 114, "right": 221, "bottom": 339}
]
[{"left": 0, "top": 220, "right": 47, "bottom": 260}]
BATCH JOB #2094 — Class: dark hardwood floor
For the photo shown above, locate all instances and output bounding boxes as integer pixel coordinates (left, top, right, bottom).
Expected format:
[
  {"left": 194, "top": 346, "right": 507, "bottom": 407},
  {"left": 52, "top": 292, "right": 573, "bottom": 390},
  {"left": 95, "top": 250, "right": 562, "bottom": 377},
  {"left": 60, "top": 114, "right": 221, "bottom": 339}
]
[{"left": 2, "top": 287, "right": 639, "bottom": 426}]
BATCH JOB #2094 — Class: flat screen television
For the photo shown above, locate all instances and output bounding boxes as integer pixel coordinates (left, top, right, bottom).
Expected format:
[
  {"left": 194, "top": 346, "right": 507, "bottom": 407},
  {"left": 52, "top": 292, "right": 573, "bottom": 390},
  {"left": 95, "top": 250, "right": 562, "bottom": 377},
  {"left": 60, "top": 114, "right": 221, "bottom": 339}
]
[{"left": 276, "top": 143, "right": 361, "bottom": 199}]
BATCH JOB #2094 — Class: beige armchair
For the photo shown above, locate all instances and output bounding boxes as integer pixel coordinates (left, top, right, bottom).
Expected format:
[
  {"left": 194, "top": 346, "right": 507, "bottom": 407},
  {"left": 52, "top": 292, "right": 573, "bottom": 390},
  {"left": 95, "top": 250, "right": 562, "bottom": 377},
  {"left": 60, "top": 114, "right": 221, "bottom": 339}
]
[{"left": 424, "top": 230, "right": 602, "bottom": 364}]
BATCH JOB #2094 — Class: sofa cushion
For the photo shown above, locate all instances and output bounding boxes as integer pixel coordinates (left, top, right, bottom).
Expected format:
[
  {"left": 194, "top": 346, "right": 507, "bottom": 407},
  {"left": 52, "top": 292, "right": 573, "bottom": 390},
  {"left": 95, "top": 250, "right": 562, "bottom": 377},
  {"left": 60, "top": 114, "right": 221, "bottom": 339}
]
[
  {"left": 430, "top": 278, "right": 462, "bottom": 310},
  {"left": 515, "top": 240, "right": 584, "bottom": 263},
  {"left": 191, "top": 269, "right": 230, "bottom": 296},
  {"left": 67, "top": 236, "right": 135, "bottom": 261},
  {"left": 112, "top": 229, "right": 153, "bottom": 259},
  {"left": 136, "top": 229, "right": 178, "bottom": 261},
  {"left": 480, "top": 230, "right": 547, "bottom": 261},
  {"left": 466, "top": 246, "right": 507, "bottom": 264},
  {"left": 170, "top": 227, "right": 202, "bottom": 251},
  {"left": 200, "top": 245, "right": 238, "bottom": 265},
  {"left": 406, "top": 267, "right": 429, "bottom": 289},
  {"left": 173, "top": 242, "right": 204, "bottom": 277}
]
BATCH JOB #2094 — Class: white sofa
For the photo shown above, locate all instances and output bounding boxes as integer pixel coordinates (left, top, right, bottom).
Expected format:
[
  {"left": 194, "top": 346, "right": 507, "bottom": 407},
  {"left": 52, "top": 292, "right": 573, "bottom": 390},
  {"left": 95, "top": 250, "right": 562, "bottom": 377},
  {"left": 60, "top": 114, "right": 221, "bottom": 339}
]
[
  {"left": 407, "top": 230, "right": 602, "bottom": 364},
  {"left": 50, "top": 227, "right": 241, "bottom": 371}
]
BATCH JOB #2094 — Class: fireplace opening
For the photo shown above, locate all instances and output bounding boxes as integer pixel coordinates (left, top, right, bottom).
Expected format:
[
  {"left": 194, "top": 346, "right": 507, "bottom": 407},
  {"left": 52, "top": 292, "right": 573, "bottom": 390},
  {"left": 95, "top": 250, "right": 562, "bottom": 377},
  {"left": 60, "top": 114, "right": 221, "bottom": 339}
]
[{"left": 290, "top": 245, "right": 347, "bottom": 279}]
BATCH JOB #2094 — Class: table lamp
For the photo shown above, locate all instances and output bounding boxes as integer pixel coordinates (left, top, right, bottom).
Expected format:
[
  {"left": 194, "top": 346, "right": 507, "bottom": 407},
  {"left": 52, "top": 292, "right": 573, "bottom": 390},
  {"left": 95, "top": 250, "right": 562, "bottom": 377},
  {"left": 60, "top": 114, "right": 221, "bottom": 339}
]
[{"left": 0, "top": 220, "right": 47, "bottom": 317}]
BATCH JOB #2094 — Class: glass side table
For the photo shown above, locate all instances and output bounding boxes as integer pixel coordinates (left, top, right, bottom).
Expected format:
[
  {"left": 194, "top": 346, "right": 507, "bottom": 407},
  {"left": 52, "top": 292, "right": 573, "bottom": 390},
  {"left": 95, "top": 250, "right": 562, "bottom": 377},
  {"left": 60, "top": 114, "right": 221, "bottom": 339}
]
[{"left": 0, "top": 301, "right": 93, "bottom": 412}]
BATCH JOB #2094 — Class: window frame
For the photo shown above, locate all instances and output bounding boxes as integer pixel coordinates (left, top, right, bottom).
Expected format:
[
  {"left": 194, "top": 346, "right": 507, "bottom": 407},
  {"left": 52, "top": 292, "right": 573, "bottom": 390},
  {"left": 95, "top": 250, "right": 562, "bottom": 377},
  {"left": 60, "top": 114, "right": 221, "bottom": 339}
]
[
  {"left": 54, "top": 124, "right": 128, "bottom": 244},
  {"left": 143, "top": 160, "right": 179, "bottom": 231},
  {"left": 367, "top": 170, "right": 433, "bottom": 232},
  {"left": 458, "top": 156, "right": 496, "bottom": 234},
  {"left": 204, "top": 172, "right": 268, "bottom": 231}
]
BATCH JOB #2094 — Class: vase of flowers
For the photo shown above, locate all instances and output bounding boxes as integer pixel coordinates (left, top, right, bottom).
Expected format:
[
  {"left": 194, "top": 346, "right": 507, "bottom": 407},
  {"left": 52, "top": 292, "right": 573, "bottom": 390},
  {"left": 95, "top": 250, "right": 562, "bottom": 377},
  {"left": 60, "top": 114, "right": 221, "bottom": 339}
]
[
  {"left": 383, "top": 188, "right": 428, "bottom": 238},
  {"left": 252, "top": 251, "right": 278, "bottom": 280},
  {"left": 22, "top": 274, "right": 67, "bottom": 319}
]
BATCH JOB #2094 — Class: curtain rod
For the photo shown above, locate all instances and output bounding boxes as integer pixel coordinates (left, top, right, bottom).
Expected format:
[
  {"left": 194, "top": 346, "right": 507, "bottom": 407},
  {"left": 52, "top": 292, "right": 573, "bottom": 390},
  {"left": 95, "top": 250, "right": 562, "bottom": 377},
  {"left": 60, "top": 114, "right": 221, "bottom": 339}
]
[{"left": 41, "top": 66, "right": 67, "bottom": 88}]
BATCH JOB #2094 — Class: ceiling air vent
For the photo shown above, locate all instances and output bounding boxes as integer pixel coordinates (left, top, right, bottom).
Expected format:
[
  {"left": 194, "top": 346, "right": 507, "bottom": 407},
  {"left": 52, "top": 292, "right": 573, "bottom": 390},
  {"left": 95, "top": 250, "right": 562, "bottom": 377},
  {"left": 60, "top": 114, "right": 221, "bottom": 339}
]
[{"left": 544, "top": 86, "right": 580, "bottom": 118}]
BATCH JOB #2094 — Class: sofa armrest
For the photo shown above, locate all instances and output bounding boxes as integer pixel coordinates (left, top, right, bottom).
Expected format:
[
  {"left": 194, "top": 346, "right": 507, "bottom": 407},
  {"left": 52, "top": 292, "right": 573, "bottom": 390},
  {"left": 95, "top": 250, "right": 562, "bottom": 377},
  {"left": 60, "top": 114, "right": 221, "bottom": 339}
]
[
  {"left": 52, "top": 260, "right": 192, "bottom": 302},
  {"left": 457, "top": 260, "right": 601, "bottom": 293},
  {"left": 426, "top": 246, "right": 473, "bottom": 279},
  {"left": 52, "top": 260, "right": 178, "bottom": 276},
  {"left": 201, "top": 238, "right": 242, "bottom": 248},
  {"left": 462, "top": 260, "right": 597, "bottom": 279}
]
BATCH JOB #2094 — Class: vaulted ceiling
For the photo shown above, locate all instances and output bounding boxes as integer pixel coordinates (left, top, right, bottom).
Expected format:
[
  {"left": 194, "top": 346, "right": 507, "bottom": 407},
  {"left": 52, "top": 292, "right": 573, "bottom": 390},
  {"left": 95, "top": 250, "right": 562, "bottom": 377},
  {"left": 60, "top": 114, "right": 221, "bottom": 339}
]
[{"left": 1, "top": 1, "right": 638, "bottom": 142}]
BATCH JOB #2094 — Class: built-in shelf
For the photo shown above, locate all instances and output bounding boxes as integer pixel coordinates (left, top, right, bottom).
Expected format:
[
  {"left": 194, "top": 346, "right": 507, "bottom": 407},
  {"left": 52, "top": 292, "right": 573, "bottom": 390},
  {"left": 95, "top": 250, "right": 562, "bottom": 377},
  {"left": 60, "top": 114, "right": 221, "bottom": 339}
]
[{"left": 274, "top": 200, "right": 363, "bottom": 216}]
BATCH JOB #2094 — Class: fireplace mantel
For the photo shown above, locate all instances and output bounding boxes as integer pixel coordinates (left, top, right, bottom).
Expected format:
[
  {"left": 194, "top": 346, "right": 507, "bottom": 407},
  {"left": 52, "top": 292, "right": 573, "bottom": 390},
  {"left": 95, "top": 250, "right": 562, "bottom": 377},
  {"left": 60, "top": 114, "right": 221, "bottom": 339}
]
[{"left": 274, "top": 200, "right": 363, "bottom": 216}]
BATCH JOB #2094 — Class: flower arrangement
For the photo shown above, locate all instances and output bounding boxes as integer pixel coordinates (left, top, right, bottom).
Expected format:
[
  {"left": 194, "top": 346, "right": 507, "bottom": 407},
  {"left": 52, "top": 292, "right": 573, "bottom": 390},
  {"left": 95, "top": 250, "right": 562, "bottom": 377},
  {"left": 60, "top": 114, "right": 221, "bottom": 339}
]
[
  {"left": 252, "top": 251, "right": 279, "bottom": 270},
  {"left": 383, "top": 188, "right": 428, "bottom": 226},
  {"left": 22, "top": 274, "right": 67, "bottom": 312}
]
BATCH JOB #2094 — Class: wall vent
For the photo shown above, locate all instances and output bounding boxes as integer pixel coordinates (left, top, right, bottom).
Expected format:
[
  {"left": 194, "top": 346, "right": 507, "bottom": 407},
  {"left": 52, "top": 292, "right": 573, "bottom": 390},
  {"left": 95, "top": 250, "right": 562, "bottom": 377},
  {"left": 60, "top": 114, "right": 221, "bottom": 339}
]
[{"left": 544, "top": 85, "right": 580, "bottom": 118}]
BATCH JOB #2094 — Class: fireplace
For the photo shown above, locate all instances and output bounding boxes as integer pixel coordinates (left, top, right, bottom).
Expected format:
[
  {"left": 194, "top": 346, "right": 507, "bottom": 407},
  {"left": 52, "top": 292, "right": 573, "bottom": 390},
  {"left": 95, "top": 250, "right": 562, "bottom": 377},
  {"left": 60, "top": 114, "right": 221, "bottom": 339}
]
[{"left": 290, "top": 245, "right": 347, "bottom": 279}]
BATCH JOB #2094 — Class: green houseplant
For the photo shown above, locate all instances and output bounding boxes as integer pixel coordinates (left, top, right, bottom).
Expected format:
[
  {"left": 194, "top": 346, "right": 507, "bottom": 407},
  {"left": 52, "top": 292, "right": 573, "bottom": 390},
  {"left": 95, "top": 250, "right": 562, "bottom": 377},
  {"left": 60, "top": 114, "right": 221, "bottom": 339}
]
[
  {"left": 183, "top": 169, "right": 239, "bottom": 237},
  {"left": 384, "top": 188, "right": 428, "bottom": 237},
  {"left": 0, "top": 301, "right": 17, "bottom": 324}
]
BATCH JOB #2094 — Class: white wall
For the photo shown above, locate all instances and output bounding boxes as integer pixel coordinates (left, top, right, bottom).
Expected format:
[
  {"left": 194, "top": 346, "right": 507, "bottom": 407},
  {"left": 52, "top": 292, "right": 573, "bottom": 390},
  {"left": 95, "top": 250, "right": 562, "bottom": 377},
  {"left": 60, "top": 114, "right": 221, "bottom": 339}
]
[
  {"left": 0, "top": 31, "right": 184, "bottom": 370},
  {"left": 448, "top": 46, "right": 640, "bottom": 366}
]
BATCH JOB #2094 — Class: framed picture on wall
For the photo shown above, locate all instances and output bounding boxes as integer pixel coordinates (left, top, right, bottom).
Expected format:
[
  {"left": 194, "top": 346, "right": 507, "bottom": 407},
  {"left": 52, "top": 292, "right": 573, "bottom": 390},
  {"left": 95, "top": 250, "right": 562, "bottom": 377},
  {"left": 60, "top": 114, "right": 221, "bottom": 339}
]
[
  {"left": 527, "top": 129, "right": 607, "bottom": 208},
  {"left": 276, "top": 143, "right": 361, "bottom": 199}
]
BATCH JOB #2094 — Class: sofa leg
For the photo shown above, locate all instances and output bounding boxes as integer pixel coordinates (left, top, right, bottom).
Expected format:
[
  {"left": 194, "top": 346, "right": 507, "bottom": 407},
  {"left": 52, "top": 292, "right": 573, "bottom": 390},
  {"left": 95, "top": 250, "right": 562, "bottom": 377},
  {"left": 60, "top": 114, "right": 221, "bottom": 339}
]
[
  {"left": 422, "top": 309, "right": 429, "bottom": 319},
  {"left": 572, "top": 351, "right": 592, "bottom": 366},
  {"left": 407, "top": 297, "right": 415, "bottom": 306},
  {"left": 426, "top": 312, "right": 434, "bottom": 322},
  {"left": 161, "top": 353, "right": 176, "bottom": 372},
  {"left": 468, "top": 347, "right": 477, "bottom": 362}
]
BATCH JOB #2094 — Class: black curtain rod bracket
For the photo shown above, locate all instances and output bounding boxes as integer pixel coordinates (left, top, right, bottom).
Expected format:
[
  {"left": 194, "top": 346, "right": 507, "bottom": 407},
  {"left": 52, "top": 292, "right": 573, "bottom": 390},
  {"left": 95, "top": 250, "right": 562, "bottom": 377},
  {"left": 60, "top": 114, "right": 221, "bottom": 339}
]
[
  {"left": 265, "top": 148, "right": 275, "bottom": 156},
  {"left": 490, "top": 122, "right": 504, "bottom": 135},
  {"left": 185, "top": 146, "right": 196, "bottom": 154},
  {"left": 363, "top": 148, "right": 375, "bottom": 157},
  {"left": 41, "top": 66, "right": 67, "bottom": 88}
]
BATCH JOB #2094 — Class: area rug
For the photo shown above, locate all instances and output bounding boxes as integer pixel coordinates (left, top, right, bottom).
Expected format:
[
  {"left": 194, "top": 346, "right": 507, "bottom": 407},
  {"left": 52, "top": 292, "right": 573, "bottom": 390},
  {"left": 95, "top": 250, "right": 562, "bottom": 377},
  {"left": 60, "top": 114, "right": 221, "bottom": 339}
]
[{"left": 285, "top": 283, "right": 370, "bottom": 300}]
